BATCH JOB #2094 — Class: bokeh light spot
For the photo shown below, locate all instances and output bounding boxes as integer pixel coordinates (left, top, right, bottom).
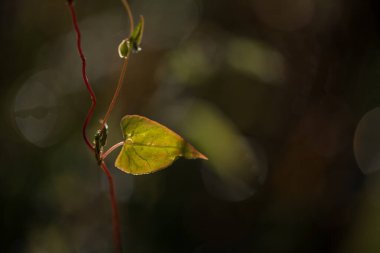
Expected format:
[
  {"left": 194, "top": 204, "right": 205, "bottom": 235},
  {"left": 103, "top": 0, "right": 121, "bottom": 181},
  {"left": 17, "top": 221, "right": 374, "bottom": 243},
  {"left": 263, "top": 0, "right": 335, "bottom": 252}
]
[
  {"left": 161, "top": 99, "right": 267, "bottom": 202},
  {"left": 227, "top": 38, "right": 285, "bottom": 85},
  {"left": 354, "top": 108, "right": 380, "bottom": 174},
  {"left": 13, "top": 70, "right": 65, "bottom": 147}
]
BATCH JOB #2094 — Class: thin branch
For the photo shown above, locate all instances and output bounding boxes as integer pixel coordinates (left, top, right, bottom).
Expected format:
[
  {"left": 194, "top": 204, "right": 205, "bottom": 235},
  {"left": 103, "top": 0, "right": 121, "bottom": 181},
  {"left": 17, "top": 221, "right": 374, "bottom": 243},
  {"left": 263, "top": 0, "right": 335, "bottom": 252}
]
[
  {"left": 100, "top": 57, "right": 129, "bottom": 130},
  {"left": 102, "top": 141, "right": 124, "bottom": 160},
  {"left": 100, "top": 0, "right": 135, "bottom": 131},
  {"left": 68, "top": 1, "right": 97, "bottom": 151}
]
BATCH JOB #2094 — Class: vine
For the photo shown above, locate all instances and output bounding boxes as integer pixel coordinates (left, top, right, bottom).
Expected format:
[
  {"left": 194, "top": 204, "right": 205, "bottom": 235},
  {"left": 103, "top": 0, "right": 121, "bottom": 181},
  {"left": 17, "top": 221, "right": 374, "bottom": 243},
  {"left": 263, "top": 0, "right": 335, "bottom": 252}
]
[{"left": 67, "top": 1, "right": 207, "bottom": 252}]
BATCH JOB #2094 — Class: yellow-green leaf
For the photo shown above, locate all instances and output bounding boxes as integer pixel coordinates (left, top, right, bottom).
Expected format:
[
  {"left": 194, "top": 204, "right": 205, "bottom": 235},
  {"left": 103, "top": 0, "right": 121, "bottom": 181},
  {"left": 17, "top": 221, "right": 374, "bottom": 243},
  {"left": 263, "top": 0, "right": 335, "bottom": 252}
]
[{"left": 115, "top": 115, "right": 207, "bottom": 175}]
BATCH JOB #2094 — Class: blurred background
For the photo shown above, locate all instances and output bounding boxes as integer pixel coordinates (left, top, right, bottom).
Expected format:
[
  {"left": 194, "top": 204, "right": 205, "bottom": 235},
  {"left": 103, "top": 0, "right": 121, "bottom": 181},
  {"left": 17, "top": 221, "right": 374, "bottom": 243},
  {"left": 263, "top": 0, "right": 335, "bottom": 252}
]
[{"left": 2, "top": 0, "right": 380, "bottom": 252}]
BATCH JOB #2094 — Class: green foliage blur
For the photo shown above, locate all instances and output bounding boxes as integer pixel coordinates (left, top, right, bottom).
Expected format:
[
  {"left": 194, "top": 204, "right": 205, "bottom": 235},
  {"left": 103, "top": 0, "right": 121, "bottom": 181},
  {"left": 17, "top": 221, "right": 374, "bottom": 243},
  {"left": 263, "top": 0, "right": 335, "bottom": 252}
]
[{"left": 3, "top": 0, "right": 380, "bottom": 252}]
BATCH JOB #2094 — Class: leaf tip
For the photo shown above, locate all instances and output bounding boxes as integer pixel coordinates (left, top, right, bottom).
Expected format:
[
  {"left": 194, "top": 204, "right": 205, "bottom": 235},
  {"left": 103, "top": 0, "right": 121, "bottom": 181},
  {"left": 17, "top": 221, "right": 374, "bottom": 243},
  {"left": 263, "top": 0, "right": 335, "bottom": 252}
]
[
  {"left": 184, "top": 142, "right": 208, "bottom": 160},
  {"left": 130, "top": 15, "right": 144, "bottom": 53},
  {"left": 198, "top": 152, "right": 209, "bottom": 160}
]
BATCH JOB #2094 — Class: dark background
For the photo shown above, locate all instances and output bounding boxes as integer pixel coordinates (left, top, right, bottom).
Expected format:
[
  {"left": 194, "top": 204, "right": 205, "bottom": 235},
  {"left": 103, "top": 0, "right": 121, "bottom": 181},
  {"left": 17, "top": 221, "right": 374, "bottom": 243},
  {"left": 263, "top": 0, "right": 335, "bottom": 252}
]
[{"left": 2, "top": 0, "right": 380, "bottom": 252}]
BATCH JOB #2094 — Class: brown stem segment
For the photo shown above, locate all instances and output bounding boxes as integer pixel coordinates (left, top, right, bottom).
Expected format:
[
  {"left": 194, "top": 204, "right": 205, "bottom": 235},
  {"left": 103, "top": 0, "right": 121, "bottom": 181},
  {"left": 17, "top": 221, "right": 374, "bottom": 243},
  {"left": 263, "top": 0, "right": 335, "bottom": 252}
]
[
  {"left": 100, "top": 58, "right": 129, "bottom": 130},
  {"left": 68, "top": 1, "right": 97, "bottom": 151},
  {"left": 101, "top": 162, "right": 123, "bottom": 253}
]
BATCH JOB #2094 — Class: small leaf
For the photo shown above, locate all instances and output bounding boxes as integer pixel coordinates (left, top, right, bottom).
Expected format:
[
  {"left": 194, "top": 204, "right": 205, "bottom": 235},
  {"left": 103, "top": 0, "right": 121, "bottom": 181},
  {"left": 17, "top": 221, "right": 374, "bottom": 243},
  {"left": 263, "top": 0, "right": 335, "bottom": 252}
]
[
  {"left": 115, "top": 115, "right": 207, "bottom": 175},
  {"left": 130, "top": 15, "right": 144, "bottom": 53},
  {"left": 118, "top": 39, "right": 130, "bottom": 59},
  {"left": 117, "top": 16, "right": 144, "bottom": 58}
]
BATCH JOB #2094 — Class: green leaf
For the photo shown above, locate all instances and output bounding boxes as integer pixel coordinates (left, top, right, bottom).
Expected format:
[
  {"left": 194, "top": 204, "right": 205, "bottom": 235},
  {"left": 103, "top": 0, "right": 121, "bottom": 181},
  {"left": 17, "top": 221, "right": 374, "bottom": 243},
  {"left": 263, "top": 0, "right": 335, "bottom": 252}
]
[
  {"left": 117, "top": 16, "right": 144, "bottom": 58},
  {"left": 118, "top": 39, "right": 130, "bottom": 59},
  {"left": 130, "top": 15, "right": 144, "bottom": 53},
  {"left": 115, "top": 115, "right": 207, "bottom": 175}
]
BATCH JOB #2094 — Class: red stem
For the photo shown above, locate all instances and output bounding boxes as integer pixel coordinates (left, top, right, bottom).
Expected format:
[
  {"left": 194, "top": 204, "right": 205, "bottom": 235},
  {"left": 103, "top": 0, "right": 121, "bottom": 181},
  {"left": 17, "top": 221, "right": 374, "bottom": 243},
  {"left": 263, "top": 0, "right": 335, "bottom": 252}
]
[
  {"left": 67, "top": 2, "right": 123, "bottom": 253},
  {"left": 101, "top": 162, "right": 123, "bottom": 253},
  {"left": 68, "top": 1, "right": 96, "bottom": 151}
]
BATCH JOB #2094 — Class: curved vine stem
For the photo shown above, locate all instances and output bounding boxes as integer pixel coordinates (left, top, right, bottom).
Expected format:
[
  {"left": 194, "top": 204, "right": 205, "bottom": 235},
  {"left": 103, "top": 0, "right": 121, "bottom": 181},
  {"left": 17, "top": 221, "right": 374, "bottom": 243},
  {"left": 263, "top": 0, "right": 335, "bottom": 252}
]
[
  {"left": 68, "top": 0, "right": 96, "bottom": 151},
  {"left": 67, "top": 2, "right": 123, "bottom": 253},
  {"left": 68, "top": 0, "right": 138, "bottom": 252},
  {"left": 121, "top": 0, "right": 134, "bottom": 37}
]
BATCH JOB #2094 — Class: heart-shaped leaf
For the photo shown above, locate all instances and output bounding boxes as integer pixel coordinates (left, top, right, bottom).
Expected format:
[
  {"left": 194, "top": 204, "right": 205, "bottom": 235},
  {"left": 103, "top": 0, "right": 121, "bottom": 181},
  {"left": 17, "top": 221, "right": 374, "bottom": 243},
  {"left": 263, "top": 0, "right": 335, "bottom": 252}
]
[{"left": 115, "top": 115, "right": 207, "bottom": 175}]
